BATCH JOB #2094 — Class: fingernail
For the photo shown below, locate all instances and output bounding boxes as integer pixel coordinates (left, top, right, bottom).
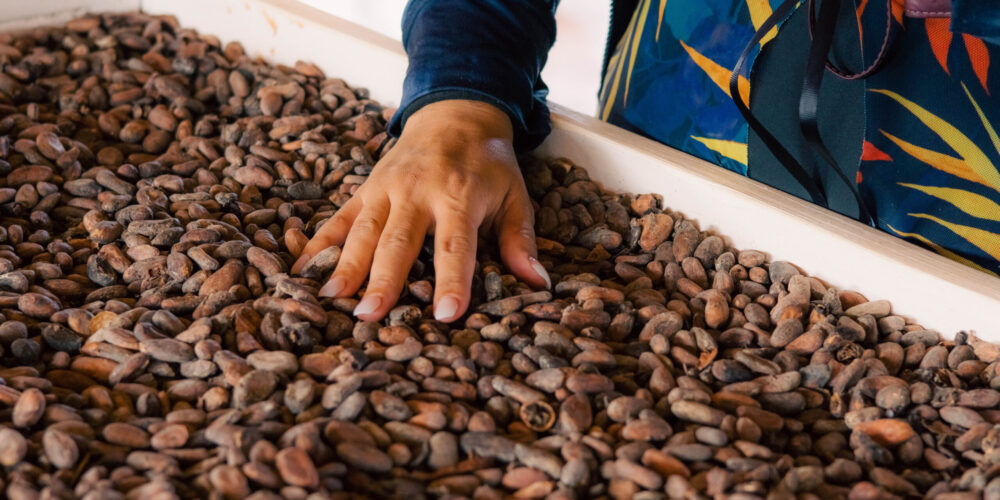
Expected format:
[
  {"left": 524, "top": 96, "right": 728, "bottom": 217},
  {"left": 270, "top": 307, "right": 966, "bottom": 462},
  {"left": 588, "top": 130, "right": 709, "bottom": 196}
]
[
  {"left": 353, "top": 295, "right": 382, "bottom": 317},
  {"left": 435, "top": 295, "right": 460, "bottom": 321},
  {"left": 529, "top": 257, "right": 552, "bottom": 289},
  {"left": 319, "top": 276, "right": 345, "bottom": 297},
  {"left": 292, "top": 253, "right": 311, "bottom": 274}
]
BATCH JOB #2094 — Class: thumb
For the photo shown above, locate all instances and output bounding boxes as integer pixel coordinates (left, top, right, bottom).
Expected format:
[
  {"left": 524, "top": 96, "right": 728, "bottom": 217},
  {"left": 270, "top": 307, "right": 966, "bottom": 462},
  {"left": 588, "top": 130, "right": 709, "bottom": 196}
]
[{"left": 496, "top": 191, "right": 550, "bottom": 290}]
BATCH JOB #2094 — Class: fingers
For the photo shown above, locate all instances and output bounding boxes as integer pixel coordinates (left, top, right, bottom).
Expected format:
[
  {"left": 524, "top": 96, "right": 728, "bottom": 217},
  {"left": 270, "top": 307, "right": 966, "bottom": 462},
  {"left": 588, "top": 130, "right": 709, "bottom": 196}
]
[
  {"left": 497, "top": 191, "right": 550, "bottom": 290},
  {"left": 317, "top": 199, "right": 390, "bottom": 300},
  {"left": 291, "top": 198, "right": 361, "bottom": 274},
  {"left": 432, "top": 211, "right": 481, "bottom": 322},
  {"left": 353, "top": 208, "right": 430, "bottom": 321}
]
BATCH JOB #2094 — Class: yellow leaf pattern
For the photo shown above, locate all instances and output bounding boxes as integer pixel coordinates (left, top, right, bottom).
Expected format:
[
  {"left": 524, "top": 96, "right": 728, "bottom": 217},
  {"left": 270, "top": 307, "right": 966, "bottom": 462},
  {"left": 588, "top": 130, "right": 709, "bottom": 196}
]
[
  {"left": 691, "top": 136, "right": 748, "bottom": 165},
  {"left": 909, "top": 213, "right": 1000, "bottom": 261},
  {"left": 655, "top": 0, "right": 668, "bottom": 41},
  {"left": 875, "top": 86, "right": 1000, "bottom": 274},
  {"left": 961, "top": 82, "right": 1000, "bottom": 160},
  {"left": 625, "top": 0, "right": 654, "bottom": 106},
  {"left": 679, "top": 40, "right": 751, "bottom": 105},
  {"left": 898, "top": 183, "right": 1000, "bottom": 222},
  {"left": 881, "top": 131, "right": 997, "bottom": 190},
  {"left": 871, "top": 88, "right": 1000, "bottom": 188},
  {"left": 600, "top": 4, "right": 643, "bottom": 121},
  {"left": 887, "top": 224, "right": 999, "bottom": 276},
  {"left": 599, "top": 51, "right": 621, "bottom": 106},
  {"left": 746, "top": 0, "right": 778, "bottom": 45}
]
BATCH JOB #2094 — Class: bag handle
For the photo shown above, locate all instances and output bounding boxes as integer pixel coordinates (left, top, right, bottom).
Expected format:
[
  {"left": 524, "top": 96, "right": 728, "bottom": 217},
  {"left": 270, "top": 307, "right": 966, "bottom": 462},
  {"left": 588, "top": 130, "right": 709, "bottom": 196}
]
[
  {"left": 800, "top": 0, "right": 877, "bottom": 225},
  {"left": 730, "top": 0, "right": 830, "bottom": 209},
  {"left": 807, "top": 0, "right": 901, "bottom": 80},
  {"left": 731, "top": 0, "right": 883, "bottom": 226}
]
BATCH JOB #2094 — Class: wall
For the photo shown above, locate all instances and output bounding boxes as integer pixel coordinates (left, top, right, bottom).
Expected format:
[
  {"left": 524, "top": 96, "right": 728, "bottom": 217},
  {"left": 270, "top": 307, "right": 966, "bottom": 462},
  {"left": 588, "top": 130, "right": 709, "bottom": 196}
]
[{"left": 297, "top": 0, "right": 610, "bottom": 115}]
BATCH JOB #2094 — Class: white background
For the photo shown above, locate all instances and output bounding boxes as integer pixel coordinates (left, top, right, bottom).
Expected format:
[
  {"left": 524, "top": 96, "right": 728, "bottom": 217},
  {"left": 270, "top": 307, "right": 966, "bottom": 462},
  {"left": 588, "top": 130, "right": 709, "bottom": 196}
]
[{"left": 299, "top": 0, "right": 610, "bottom": 115}]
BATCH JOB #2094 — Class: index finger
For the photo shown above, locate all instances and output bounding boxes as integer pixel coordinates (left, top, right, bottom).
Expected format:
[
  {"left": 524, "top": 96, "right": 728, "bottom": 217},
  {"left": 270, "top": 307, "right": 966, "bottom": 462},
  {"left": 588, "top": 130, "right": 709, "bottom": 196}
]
[{"left": 291, "top": 197, "right": 361, "bottom": 274}]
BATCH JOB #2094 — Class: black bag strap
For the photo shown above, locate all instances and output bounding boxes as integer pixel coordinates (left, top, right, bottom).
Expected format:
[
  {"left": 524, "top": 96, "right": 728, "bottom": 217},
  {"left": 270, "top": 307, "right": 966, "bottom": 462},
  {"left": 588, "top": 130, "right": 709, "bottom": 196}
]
[
  {"left": 730, "top": 0, "right": 889, "bottom": 226},
  {"left": 808, "top": 0, "right": 901, "bottom": 80},
  {"left": 730, "top": 0, "right": 829, "bottom": 209},
  {"left": 800, "top": 0, "right": 878, "bottom": 226}
]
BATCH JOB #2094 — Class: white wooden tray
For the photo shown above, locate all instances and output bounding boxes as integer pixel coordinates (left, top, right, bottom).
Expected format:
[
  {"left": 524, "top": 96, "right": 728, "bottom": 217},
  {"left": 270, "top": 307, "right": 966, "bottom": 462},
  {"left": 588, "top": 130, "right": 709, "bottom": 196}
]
[{"left": 4, "top": 0, "right": 999, "bottom": 337}]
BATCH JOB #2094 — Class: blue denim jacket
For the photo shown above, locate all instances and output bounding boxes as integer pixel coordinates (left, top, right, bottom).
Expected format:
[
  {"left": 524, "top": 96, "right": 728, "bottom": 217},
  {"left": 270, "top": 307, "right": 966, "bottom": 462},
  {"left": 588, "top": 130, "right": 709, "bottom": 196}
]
[{"left": 386, "top": 0, "right": 641, "bottom": 151}]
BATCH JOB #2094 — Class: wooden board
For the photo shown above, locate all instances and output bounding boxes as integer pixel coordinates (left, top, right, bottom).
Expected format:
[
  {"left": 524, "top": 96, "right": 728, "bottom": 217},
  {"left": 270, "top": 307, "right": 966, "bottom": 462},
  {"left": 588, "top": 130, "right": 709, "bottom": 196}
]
[
  {"left": 538, "top": 107, "right": 1000, "bottom": 338},
  {"left": 141, "top": 0, "right": 409, "bottom": 109},
  {"left": 5, "top": 0, "right": 999, "bottom": 337},
  {"left": 0, "top": 0, "right": 139, "bottom": 32}
]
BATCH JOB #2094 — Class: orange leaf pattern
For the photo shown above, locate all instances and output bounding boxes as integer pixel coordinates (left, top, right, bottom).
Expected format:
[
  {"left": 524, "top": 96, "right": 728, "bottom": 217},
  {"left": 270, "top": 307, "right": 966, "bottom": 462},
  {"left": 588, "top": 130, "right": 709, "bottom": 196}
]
[
  {"left": 890, "top": 0, "right": 904, "bottom": 25},
  {"left": 596, "top": 0, "right": 1000, "bottom": 276},
  {"left": 923, "top": 17, "right": 991, "bottom": 93},
  {"left": 861, "top": 140, "right": 892, "bottom": 162},
  {"left": 963, "top": 34, "right": 991, "bottom": 93},
  {"left": 855, "top": 0, "right": 869, "bottom": 45},
  {"left": 926, "top": 17, "right": 952, "bottom": 76},
  {"left": 859, "top": 6, "right": 1000, "bottom": 275}
]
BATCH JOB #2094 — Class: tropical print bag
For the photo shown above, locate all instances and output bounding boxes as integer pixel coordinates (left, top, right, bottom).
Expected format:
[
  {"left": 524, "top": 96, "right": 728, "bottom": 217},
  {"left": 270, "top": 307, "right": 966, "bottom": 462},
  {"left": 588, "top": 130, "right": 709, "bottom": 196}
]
[
  {"left": 861, "top": 1, "right": 1000, "bottom": 276},
  {"left": 598, "top": 0, "right": 1000, "bottom": 276}
]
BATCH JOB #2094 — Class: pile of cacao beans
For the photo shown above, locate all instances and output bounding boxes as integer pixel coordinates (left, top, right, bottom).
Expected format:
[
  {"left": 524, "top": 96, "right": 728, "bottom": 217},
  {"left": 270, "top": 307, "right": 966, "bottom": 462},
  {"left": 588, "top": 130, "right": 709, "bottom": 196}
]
[{"left": 0, "top": 11, "right": 997, "bottom": 500}]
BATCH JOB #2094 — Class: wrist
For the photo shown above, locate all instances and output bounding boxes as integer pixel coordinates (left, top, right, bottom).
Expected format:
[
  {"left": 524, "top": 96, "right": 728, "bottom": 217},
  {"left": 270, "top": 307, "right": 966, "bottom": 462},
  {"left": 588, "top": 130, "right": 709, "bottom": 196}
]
[{"left": 402, "top": 99, "right": 514, "bottom": 143}]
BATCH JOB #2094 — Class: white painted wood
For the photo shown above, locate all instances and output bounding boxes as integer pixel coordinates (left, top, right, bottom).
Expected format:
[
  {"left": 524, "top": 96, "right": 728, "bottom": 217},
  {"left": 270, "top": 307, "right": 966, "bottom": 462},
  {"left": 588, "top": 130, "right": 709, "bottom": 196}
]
[
  {"left": 4, "top": 0, "right": 998, "bottom": 337},
  {"left": 539, "top": 105, "right": 1000, "bottom": 338},
  {"left": 0, "top": 0, "right": 139, "bottom": 32},
  {"left": 141, "top": 0, "right": 408, "bottom": 106}
]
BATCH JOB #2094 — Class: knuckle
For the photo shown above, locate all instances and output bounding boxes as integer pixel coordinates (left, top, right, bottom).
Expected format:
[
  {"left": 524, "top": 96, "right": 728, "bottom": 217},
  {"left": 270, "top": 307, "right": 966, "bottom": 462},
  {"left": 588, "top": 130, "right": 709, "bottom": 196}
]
[
  {"left": 366, "top": 275, "right": 399, "bottom": 293},
  {"left": 440, "top": 201, "right": 473, "bottom": 222},
  {"left": 332, "top": 262, "right": 363, "bottom": 280},
  {"left": 352, "top": 216, "right": 383, "bottom": 237},
  {"left": 382, "top": 228, "right": 415, "bottom": 250},
  {"left": 440, "top": 232, "right": 475, "bottom": 256},
  {"left": 435, "top": 276, "right": 469, "bottom": 294},
  {"left": 337, "top": 194, "right": 361, "bottom": 211},
  {"left": 315, "top": 216, "right": 339, "bottom": 235},
  {"left": 421, "top": 164, "right": 484, "bottom": 198},
  {"left": 316, "top": 216, "right": 347, "bottom": 239},
  {"left": 443, "top": 180, "right": 480, "bottom": 204},
  {"left": 446, "top": 166, "right": 484, "bottom": 188},
  {"left": 332, "top": 204, "right": 356, "bottom": 221},
  {"left": 514, "top": 225, "right": 535, "bottom": 241},
  {"left": 519, "top": 204, "right": 535, "bottom": 226}
]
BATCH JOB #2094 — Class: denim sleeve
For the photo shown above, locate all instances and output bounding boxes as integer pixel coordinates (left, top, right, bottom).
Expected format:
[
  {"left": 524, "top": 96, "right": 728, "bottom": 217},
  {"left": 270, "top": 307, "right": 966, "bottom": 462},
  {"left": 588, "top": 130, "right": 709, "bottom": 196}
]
[{"left": 387, "top": 0, "right": 560, "bottom": 152}]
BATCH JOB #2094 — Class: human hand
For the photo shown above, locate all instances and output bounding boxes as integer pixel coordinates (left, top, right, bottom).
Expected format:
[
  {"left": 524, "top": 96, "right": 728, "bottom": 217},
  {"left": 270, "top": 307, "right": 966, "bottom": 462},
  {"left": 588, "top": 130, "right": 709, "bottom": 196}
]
[{"left": 292, "top": 99, "right": 551, "bottom": 322}]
